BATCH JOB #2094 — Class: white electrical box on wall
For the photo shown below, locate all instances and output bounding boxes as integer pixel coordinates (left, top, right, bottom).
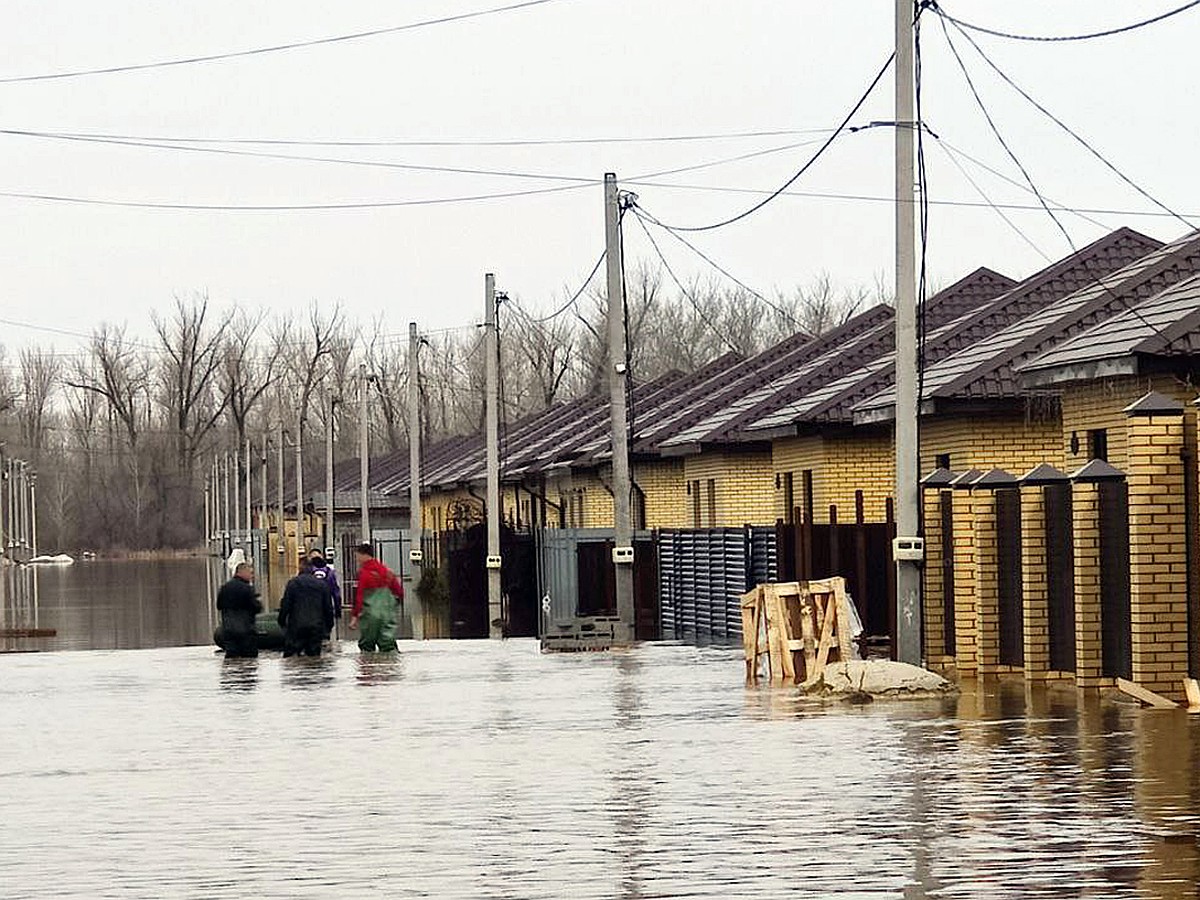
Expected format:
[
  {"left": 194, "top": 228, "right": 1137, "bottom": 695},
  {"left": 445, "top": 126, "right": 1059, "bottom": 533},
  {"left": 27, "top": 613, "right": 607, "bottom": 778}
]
[
  {"left": 612, "top": 546, "right": 635, "bottom": 564},
  {"left": 893, "top": 536, "right": 925, "bottom": 562},
  {"left": 409, "top": 548, "right": 424, "bottom": 563},
  {"left": 486, "top": 555, "right": 502, "bottom": 570}
]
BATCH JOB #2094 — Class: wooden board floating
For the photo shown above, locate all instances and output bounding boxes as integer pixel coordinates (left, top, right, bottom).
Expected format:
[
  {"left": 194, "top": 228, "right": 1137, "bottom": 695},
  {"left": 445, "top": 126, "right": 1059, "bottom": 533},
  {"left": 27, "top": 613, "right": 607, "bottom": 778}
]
[
  {"left": 1115, "top": 677, "right": 1177, "bottom": 709},
  {"left": 0, "top": 628, "right": 56, "bottom": 638},
  {"left": 741, "top": 578, "right": 854, "bottom": 686}
]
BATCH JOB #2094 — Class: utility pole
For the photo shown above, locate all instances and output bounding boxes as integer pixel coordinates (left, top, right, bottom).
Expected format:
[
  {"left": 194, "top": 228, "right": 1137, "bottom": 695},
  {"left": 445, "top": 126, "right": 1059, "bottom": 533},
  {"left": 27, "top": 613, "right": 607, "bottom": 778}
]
[
  {"left": 204, "top": 477, "right": 211, "bottom": 552},
  {"left": 29, "top": 473, "right": 37, "bottom": 557},
  {"left": 222, "top": 453, "right": 231, "bottom": 537},
  {"left": 295, "top": 415, "right": 304, "bottom": 559},
  {"left": 604, "top": 172, "right": 636, "bottom": 643},
  {"left": 325, "top": 387, "right": 336, "bottom": 559},
  {"left": 233, "top": 446, "right": 241, "bottom": 539},
  {"left": 244, "top": 439, "right": 251, "bottom": 547},
  {"left": 359, "top": 363, "right": 371, "bottom": 544},
  {"left": 893, "top": 0, "right": 922, "bottom": 666},
  {"left": 276, "top": 421, "right": 285, "bottom": 558},
  {"left": 260, "top": 434, "right": 268, "bottom": 532},
  {"left": 408, "top": 322, "right": 424, "bottom": 639},
  {"left": 484, "top": 274, "right": 503, "bottom": 638}
]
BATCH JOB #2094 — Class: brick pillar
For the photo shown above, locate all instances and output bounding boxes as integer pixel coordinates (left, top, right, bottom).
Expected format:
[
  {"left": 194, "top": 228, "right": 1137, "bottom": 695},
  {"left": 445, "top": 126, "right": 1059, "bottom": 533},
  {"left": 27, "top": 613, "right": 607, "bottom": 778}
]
[
  {"left": 1126, "top": 401, "right": 1189, "bottom": 700},
  {"left": 1021, "top": 484, "right": 1050, "bottom": 680},
  {"left": 952, "top": 487, "right": 978, "bottom": 675},
  {"left": 1072, "top": 481, "right": 1104, "bottom": 688},
  {"left": 922, "top": 487, "right": 946, "bottom": 660},
  {"left": 973, "top": 490, "right": 1000, "bottom": 674}
]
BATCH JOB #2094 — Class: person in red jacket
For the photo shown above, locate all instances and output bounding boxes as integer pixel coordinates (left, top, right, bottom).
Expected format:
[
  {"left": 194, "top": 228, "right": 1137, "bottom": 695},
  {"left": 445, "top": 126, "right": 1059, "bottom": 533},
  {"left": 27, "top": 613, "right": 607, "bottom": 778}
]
[{"left": 350, "top": 542, "right": 404, "bottom": 652}]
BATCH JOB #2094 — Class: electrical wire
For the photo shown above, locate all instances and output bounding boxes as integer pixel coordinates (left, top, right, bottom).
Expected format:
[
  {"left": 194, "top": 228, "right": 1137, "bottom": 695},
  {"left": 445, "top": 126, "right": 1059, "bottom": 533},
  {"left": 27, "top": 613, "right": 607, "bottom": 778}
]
[
  {"left": 0, "top": 0, "right": 572, "bottom": 84},
  {"left": 928, "top": 0, "right": 1200, "bottom": 43},
  {"left": 520, "top": 250, "right": 607, "bottom": 324},
  {"left": 941, "top": 15, "right": 1195, "bottom": 231},
  {"left": 644, "top": 52, "right": 897, "bottom": 232},
  {"left": 630, "top": 204, "right": 800, "bottom": 329},
  {"left": 2, "top": 126, "right": 838, "bottom": 149},
  {"left": 939, "top": 15, "right": 1180, "bottom": 352},
  {"left": 630, "top": 211, "right": 743, "bottom": 357}
]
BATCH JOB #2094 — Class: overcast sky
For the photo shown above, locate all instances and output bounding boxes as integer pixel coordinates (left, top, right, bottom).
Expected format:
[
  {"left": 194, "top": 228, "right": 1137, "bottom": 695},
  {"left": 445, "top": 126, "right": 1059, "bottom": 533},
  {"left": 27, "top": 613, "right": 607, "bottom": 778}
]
[{"left": 0, "top": 0, "right": 1196, "bottom": 356}]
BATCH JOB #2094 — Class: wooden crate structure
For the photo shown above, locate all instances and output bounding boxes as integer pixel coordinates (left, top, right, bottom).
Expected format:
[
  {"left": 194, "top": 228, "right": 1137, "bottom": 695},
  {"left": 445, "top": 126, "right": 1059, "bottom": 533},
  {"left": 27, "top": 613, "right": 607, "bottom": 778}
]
[{"left": 741, "top": 578, "right": 854, "bottom": 685}]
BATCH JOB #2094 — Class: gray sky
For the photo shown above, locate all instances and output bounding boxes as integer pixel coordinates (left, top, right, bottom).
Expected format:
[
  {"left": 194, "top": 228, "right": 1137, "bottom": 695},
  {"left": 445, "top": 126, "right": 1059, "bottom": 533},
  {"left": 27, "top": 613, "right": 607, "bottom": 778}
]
[{"left": 0, "top": 0, "right": 1196, "bottom": 354}]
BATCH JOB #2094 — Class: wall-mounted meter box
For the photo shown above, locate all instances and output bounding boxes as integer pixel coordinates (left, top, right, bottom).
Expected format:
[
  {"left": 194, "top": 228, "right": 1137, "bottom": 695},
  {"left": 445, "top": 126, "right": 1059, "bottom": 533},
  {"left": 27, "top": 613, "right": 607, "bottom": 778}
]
[
  {"left": 486, "top": 555, "right": 503, "bottom": 570},
  {"left": 893, "top": 536, "right": 925, "bottom": 562},
  {"left": 409, "top": 548, "right": 424, "bottom": 563},
  {"left": 612, "top": 546, "right": 635, "bottom": 565}
]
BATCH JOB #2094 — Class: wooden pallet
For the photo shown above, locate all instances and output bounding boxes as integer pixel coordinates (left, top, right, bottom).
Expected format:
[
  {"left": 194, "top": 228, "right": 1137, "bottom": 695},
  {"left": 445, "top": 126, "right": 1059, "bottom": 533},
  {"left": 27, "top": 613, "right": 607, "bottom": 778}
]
[{"left": 741, "top": 578, "right": 854, "bottom": 685}]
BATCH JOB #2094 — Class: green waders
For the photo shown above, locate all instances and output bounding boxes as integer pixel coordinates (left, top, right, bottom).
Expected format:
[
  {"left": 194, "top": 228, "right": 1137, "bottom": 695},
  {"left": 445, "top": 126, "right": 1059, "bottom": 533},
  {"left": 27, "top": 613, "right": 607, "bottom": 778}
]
[{"left": 358, "top": 587, "right": 398, "bottom": 652}]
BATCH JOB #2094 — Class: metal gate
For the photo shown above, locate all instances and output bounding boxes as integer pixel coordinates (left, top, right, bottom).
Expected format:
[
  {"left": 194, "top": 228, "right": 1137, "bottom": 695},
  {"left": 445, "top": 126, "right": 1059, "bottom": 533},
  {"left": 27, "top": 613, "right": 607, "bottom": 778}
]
[
  {"left": 1045, "top": 483, "right": 1076, "bottom": 673},
  {"left": 996, "top": 488, "right": 1024, "bottom": 667},
  {"left": 657, "top": 527, "right": 777, "bottom": 644},
  {"left": 1099, "top": 480, "right": 1132, "bottom": 680}
]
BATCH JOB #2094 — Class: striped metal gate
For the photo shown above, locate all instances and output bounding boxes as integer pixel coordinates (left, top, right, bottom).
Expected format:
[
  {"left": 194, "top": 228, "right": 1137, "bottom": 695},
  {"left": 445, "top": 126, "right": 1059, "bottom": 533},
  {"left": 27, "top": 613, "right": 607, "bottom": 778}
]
[{"left": 658, "top": 527, "right": 777, "bottom": 644}]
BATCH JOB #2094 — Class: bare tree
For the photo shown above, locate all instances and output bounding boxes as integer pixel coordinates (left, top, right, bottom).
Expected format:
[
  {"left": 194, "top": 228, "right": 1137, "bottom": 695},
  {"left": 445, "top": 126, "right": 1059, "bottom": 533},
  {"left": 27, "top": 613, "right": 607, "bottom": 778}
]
[{"left": 18, "top": 347, "right": 61, "bottom": 457}]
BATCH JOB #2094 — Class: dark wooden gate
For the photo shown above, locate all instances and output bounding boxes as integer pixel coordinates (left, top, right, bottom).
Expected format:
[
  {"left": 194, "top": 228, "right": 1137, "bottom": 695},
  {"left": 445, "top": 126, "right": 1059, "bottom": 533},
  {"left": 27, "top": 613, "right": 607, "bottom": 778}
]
[
  {"left": 1098, "top": 480, "right": 1132, "bottom": 680},
  {"left": 996, "top": 488, "right": 1024, "bottom": 667},
  {"left": 576, "top": 538, "right": 659, "bottom": 639},
  {"left": 447, "top": 524, "right": 538, "bottom": 639},
  {"left": 940, "top": 491, "right": 955, "bottom": 656},
  {"left": 777, "top": 493, "right": 895, "bottom": 655},
  {"left": 1045, "top": 483, "right": 1076, "bottom": 673}
]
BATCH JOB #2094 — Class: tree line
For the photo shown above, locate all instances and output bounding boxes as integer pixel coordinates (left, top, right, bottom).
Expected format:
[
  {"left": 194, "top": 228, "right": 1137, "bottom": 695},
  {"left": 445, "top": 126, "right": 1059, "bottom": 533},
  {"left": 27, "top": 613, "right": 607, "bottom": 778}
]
[{"left": 0, "top": 265, "right": 879, "bottom": 552}]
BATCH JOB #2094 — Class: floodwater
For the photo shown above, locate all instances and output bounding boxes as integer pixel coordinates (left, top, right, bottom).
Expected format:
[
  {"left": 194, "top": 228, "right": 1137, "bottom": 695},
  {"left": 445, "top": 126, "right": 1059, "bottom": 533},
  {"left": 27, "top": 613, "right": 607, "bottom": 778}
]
[
  {"left": 2, "top": 631, "right": 1200, "bottom": 899},
  {"left": 1, "top": 558, "right": 214, "bottom": 652}
]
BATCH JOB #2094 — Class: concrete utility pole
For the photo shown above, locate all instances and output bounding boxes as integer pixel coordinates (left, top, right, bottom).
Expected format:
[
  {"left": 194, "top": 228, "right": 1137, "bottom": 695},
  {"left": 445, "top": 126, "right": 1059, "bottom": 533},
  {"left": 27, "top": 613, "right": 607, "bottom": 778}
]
[
  {"left": 359, "top": 362, "right": 371, "bottom": 545},
  {"left": 325, "top": 387, "right": 336, "bottom": 558},
  {"left": 204, "top": 477, "right": 212, "bottom": 550},
  {"left": 19, "top": 462, "right": 28, "bottom": 551},
  {"left": 29, "top": 473, "right": 37, "bottom": 557},
  {"left": 276, "top": 422, "right": 285, "bottom": 556},
  {"left": 222, "top": 453, "right": 231, "bottom": 536},
  {"left": 260, "top": 434, "right": 268, "bottom": 531},
  {"left": 295, "top": 416, "right": 304, "bottom": 558},
  {"left": 484, "top": 274, "right": 503, "bottom": 638},
  {"left": 233, "top": 446, "right": 241, "bottom": 538},
  {"left": 244, "top": 439, "right": 251, "bottom": 547},
  {"left": 408, "top": 323, "right": 423, "bottom": 562},
  {"left": 893, "top": 0, "right": 922, "bottom": 666},
  {"left": 604, "top": 172, "right": 636, "bottom": 642}
]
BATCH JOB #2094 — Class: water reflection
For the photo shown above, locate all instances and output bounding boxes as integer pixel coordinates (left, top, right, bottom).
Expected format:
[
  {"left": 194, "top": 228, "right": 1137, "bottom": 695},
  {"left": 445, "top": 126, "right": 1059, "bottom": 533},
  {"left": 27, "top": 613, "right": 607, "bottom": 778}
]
[
  {"left": 219, "top": 657, "right": 259, "bottom": 693},
  {"left": 2, "top": 642, "right": 1200, "bottom": 898}
]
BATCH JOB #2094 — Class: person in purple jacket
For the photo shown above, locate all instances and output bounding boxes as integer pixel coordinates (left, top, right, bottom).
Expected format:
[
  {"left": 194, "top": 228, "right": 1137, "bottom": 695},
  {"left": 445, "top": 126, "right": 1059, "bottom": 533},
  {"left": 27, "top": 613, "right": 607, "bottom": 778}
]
[{"left": 306, "top": 550, "right": 343, "bottom": 630}]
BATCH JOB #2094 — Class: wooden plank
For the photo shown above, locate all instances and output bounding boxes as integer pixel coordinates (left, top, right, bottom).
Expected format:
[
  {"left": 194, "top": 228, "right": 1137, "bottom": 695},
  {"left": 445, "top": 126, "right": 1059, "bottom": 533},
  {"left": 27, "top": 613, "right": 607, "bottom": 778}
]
[
  {"left": 741, "top": 587, "right": 761, "bottom": 684},
  {"left": 1116, "top": 677, "right": 1178, "bottom": 709},
  {"left": 813, "top": 592, "right": 837, "bottom": 676},
  {"left": 764, "top": 586, "right": 785, "bottom": 684},
  {"left": 774, "top": 587, "right": 796, "bottom": 683},
  {"left": 833, "top": 578, "right": 853, "bottom": 662},
  {"left": 1183, "top": 677, "right": 1200, "bottom": 711},
  {"left": 799, "top": 586, "right": 816, "bottom": 682}
]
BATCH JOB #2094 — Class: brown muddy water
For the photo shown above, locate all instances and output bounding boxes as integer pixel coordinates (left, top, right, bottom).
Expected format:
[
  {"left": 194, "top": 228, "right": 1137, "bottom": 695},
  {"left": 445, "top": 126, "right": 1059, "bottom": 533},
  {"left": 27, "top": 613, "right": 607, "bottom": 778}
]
[{"left": 2, "top": 562, "right": 1200, "bottom": 898}]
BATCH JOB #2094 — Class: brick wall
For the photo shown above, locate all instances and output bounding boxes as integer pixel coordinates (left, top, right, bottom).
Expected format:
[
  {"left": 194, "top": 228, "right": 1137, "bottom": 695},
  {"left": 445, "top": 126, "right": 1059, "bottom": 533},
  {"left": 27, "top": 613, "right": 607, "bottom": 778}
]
[
  {"left": 952, "top": 489, "right": 979, "bottom": 676},
  {"left": 920, "top": 414, "right": 1063, "bottom": 474},
  {"left": 1127, "top": 412, "right": 1189, "bottom": 700},
  {"left": 634, "top": 459, "right": 688, "bottom": 529},
  {"left": 1060, "top": 375, "right": 1196, "bottom": 470},
  {"left": 1020, "top": 485, "right": 1052, "bottom": 680},
  {"left": 683, "top": 450, "right": 775, "bottom": 526},
  {"left": 1072, "top": 482, "right": 1106, "bottom": 688}
]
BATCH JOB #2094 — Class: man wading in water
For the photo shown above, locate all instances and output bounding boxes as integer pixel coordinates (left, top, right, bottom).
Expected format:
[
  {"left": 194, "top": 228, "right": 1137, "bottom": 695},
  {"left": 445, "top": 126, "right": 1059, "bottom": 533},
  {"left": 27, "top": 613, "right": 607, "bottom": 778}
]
[{"left": 350, "top": 542, "right": 403, "bottom": 652}]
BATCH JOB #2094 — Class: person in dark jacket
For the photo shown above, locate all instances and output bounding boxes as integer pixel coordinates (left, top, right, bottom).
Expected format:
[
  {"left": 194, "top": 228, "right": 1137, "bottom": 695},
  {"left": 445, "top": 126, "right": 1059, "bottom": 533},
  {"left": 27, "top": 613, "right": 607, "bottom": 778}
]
[
  {"left": 277, "top": 567, "right": 336, "bottom": 657},
  {"left": 306, "top": 550, "right": 343, "bottom": 623},
  {"left": 215, "top": 563, "right": 262, "bottom": 658}
]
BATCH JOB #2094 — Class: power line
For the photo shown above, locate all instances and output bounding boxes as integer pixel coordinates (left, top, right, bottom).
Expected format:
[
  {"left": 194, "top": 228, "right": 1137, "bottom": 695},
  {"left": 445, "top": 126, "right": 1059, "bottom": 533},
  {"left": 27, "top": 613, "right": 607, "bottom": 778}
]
[
  {"left": 939, "top": 16, "right": 1181, "bottom": 353},
  {"left": 630, "top": 210, "right": 743, "bottom": 357},
  {"left": 941, "top": 14, "right": 1195, "bottom": 231},
  {"left": 0, "top": 0, "right": 572, "bottom": 84},
  {"left": 630, "top": 204, "right": 800, "bottom": 328},
  {"left": 644, "top": 52, "right": 896, "bottom": 232},
  {"left": 518, "top": 249, "right": 608, "bottom": 323},
  {"left": 1, "top": 126, "right": 837, "bottom": 149},
  {"left": 0, "top": 181, "right": 590, "bottom": 211},
  {"left": 928, "top": 0, "right": 1200, "bottom": 43},
  {"left": 623, "top": 178, "right": 1200, "bottom": 221}
]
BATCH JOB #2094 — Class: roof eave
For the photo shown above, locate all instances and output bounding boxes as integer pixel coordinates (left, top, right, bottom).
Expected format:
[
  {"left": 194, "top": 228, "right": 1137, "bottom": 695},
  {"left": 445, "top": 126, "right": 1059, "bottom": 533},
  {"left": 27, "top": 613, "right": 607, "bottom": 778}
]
[{"left": 1019, "top": 356, "right": 1138, "bottom": 389}]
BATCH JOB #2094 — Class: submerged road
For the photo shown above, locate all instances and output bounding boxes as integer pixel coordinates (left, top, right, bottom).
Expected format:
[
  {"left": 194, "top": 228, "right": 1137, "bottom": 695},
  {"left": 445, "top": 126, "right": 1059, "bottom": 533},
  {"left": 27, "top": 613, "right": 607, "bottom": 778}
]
[{"left": 1, "top": 640, "right": 1199, "bottom": 898}]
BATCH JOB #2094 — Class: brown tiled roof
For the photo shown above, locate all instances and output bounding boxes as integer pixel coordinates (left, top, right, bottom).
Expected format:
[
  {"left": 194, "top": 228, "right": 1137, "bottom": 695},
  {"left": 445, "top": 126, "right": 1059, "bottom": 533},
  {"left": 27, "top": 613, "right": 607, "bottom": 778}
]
[
  {"left": 651, "top": 266, "right": 1013, "bottom": 444},
  {"left": 1019, "top": 271, "right": 1200, "bottom": 385},
  {"left": 853, "top": 226, "right": 1166, "bottom": 421}
]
